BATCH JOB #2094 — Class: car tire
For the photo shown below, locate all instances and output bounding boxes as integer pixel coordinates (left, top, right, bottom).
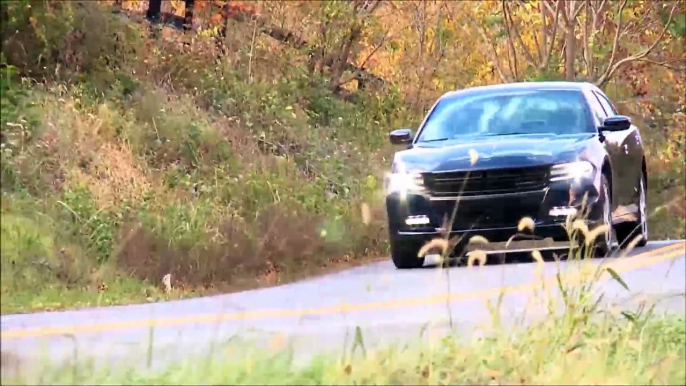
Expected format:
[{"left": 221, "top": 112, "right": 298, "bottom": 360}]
[
  {"left": 617, "top": 174, "right": 649, "bottom": 248},
  {"left": 390, "top": 239, "right": 425, "bottom": 269},
  {"left": 593, "top": 174, "right": 616, "bottom": 257}
]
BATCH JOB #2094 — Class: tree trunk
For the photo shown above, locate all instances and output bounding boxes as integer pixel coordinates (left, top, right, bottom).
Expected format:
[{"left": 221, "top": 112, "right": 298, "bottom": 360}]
[
  {"left": 328, "top": 25, "right": 361, "bottom": 91},
  {"left": 564, "top": 23, "right": 576, "bottom": 80},
  {"left": 146, "top": 0, "right": 162, "bottom": 22},
  {"left": 540, "top": 0, "right": 548, "bottom": 64},
  {"left": 183, "top": 0, "right": 195, "bottom": 31},
  {"left": 1, "top": 1, "right": 9, "bottom": 25}
]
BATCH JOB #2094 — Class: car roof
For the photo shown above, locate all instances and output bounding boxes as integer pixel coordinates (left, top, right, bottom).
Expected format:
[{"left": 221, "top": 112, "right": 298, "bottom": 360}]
[{"left": 439, "top": 81, "right": 600, "bottom": 100}]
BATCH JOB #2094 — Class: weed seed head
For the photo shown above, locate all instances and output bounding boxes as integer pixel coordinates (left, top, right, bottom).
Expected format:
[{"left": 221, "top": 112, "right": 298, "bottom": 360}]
[
  {"left": 468, "top": 235, "right": 489, "bottom": 245},
  {"left": 467, "top": 250, "right": 487, "bottom": 268},
  {"left": 585, "top": 224, "right": 609, "bottom": 245},
  {"left": 572, "top": 219, "right": 589, "bottom": 237},
  {"left": 517, "top": 217, "right": 535, "bottom": 233},
  {"left": 418, "top": 238, "right": 450, "bottom": 258},
  {"left": 624, "top": 234, "right": 644, "bottom": 254}
]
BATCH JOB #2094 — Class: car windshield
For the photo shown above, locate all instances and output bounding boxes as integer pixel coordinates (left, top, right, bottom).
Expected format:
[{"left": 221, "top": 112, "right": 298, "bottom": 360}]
[{"left": 415, "top": 89, "right": 594, "bottom": 143}]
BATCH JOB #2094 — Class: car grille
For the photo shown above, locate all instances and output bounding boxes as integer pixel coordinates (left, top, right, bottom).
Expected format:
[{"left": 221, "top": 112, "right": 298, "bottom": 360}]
[{"left": 423, "top": 165, "right": 550, "bottom": 197}]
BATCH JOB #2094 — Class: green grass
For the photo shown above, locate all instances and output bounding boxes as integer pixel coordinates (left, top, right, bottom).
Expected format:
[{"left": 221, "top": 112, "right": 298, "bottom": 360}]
[
  {"left": 87, "top": 316, "right": 686, "bottom": 385},
  {"left": 6, "top": 295, "right": 685, "bottom": 385}
]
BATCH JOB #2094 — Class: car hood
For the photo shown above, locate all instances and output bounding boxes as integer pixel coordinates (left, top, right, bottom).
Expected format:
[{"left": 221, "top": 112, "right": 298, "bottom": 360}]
[{"left": 395, "top": 134, "right": 598, "bottom": 172}]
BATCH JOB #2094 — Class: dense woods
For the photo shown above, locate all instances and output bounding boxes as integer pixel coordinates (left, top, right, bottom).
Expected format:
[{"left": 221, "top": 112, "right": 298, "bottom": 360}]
[{"left": 1, "top": 0, "right": 684, "bottom": 313}]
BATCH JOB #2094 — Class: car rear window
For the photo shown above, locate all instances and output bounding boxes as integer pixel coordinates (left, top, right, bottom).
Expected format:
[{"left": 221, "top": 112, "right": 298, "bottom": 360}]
[{"left": 416, "top": 89, "right": 594, "bottom": 143}]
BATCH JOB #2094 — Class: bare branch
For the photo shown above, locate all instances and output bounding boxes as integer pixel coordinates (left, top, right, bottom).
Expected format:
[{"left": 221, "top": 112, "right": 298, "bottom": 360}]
[
  {"left": 625, "top": 3, "right": 652, "bottom": 35},
  {"left": 502, "top": 0, "right": 520, "bottom": 80},
  {"left": 583, "top": 0, "right": 590, "bottom": 75},
  {"left": 411, "top": 0, "right": 427, "bottom": 61},
  {"left": 585, "top": 0, "right": 608, "bottom": 79},
  {"left": 597, "top": 0, "right": 628, "bottom": 83},
  {"left": 593, "top": 0, "right": 609, "bottom": 14},
  {"left": 542, "top": 0, "right": 555, "bottom": 16},
  {"left": 506, "top": 1, "right": 538, "bottom": 68},
  {"left": 536, "top": 2, "right": 545, "bottom": 64},
  {"left": 473, "top": 21, "right": 510, "bottom": 83},
  {"left": 414, "top": 4, "right": 450, "bottom": 109},
  {"left": 541, "top": 0, "right": 562, "bottom": 69},
  {"left": 560, "top": 0, "right": 576, "bottom": 24},
  {"left": 366, "top": 0, "right": 383, "bottom": 15},
  {"left": 572, "top": 0, "right": 585, "bottom": 20},
  {"left": 544, "top": 0, "right": 570, "bottom": 34},
  {"left": 332, "top": 27, "right": 391, "bottom": 88},
  {"left": 460, "top": 3, "right": 512, "bottom": 83},
  {"left": 534, "top": 1, "right": 548, "bottom": 65},
  {"left": 596, "top": 3, "right": 679, "bottom": 87},
  {"left": 638, "top": 58, "right": 686, "bottom": 72}
]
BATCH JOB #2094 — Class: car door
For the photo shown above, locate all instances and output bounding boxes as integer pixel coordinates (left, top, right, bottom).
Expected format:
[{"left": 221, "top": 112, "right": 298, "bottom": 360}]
[
  {"left": 583, "top": 90, "right": 623, "bottom": 215},
  {"left": 592, "top": 90, "right": 640, "bottom": 213}
]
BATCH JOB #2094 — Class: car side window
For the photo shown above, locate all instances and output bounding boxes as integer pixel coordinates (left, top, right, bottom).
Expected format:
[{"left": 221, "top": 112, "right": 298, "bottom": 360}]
[
  {"left": 584, "top": 91, "right": 607, "bottom": 126},
  {"left": 594, "top": 91, "right": 617, "bottom": 116}
]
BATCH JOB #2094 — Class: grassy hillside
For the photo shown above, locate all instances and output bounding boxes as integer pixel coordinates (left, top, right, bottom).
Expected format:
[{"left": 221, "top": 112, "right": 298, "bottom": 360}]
[
  {"left": 0, "top": 2, "right": 403, "bottom": 313},
  {"left": 1, "top": 1, "right": 684, "bottom": 314}
]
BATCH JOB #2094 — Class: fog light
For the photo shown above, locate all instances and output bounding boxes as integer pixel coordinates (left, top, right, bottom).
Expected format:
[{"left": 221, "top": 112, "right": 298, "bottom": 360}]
[
  {"left": 406, "top": 215, "right": 430, "bottom": 226},
  {"left": 549, "top": 207, "right": 578, "bottom": 216}
]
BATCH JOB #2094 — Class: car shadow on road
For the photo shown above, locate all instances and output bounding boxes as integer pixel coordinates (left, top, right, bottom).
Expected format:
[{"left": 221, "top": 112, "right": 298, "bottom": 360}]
[{"left": 421, "top": 250, "right": 571, "bottom": 270}]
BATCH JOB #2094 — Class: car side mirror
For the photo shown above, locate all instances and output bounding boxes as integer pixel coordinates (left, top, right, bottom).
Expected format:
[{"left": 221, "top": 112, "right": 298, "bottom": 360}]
[
  {"left": 389, "top": 129, "right": 414, "bottom": 145},
  {"left": 602, "top": 115, "right": 631, "bottom": 132}
]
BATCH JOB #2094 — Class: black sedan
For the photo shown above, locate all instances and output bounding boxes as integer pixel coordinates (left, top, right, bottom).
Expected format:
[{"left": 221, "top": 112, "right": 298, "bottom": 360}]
[{"left": 384, "top": 81, "right": 648, "bottom": 269}]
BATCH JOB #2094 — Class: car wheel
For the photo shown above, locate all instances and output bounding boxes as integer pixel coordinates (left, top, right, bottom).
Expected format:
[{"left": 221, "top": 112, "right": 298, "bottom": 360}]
[
  {"left": 390, "top": 239, "right": 425, "bottom": 269},
  {"left": 593, "top": 174, "right": 616, "bottom": 257},
  {"left": 617, "top": 175, "right": 649, "bottom": 248}
]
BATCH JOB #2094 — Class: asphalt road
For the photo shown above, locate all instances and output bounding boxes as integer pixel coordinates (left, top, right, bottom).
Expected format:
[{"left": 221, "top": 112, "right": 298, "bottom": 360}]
[{"left": 2, "top": 240, "right": 685, "bottom": 381}]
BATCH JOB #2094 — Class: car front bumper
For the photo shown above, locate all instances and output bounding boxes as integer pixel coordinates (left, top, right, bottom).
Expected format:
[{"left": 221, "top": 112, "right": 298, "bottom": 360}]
[{"left": 386, "top": 177, "right": 605, "bottom": 253}]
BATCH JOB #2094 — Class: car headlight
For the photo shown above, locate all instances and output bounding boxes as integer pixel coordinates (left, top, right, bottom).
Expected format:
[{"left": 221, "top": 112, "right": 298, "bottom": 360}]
[
  {"left": 385, "top": 171, "right": 425, "bottom": 194},
  {"left": 384, "top": 160, "right": 425, "bottom": 195},
  {"left": 550, "top": 161, "right": 595, "bottom": 181}
]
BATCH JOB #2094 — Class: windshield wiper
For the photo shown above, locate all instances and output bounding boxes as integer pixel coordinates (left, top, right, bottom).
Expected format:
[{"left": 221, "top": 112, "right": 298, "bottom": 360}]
[
  {"left": 418, "top": 137, "right": 450, "bottom": 143},
  {"left": 479, "top": 132, "right": 549, "bottom": 137}
]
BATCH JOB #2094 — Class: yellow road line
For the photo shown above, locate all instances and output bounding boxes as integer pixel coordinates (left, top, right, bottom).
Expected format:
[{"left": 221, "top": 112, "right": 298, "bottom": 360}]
[
  {"left": 499, "top": 244, "right": 685, "bottom": 299},
  {"left": 2, "top": 242, "right": 684, "bottom": 340}
]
